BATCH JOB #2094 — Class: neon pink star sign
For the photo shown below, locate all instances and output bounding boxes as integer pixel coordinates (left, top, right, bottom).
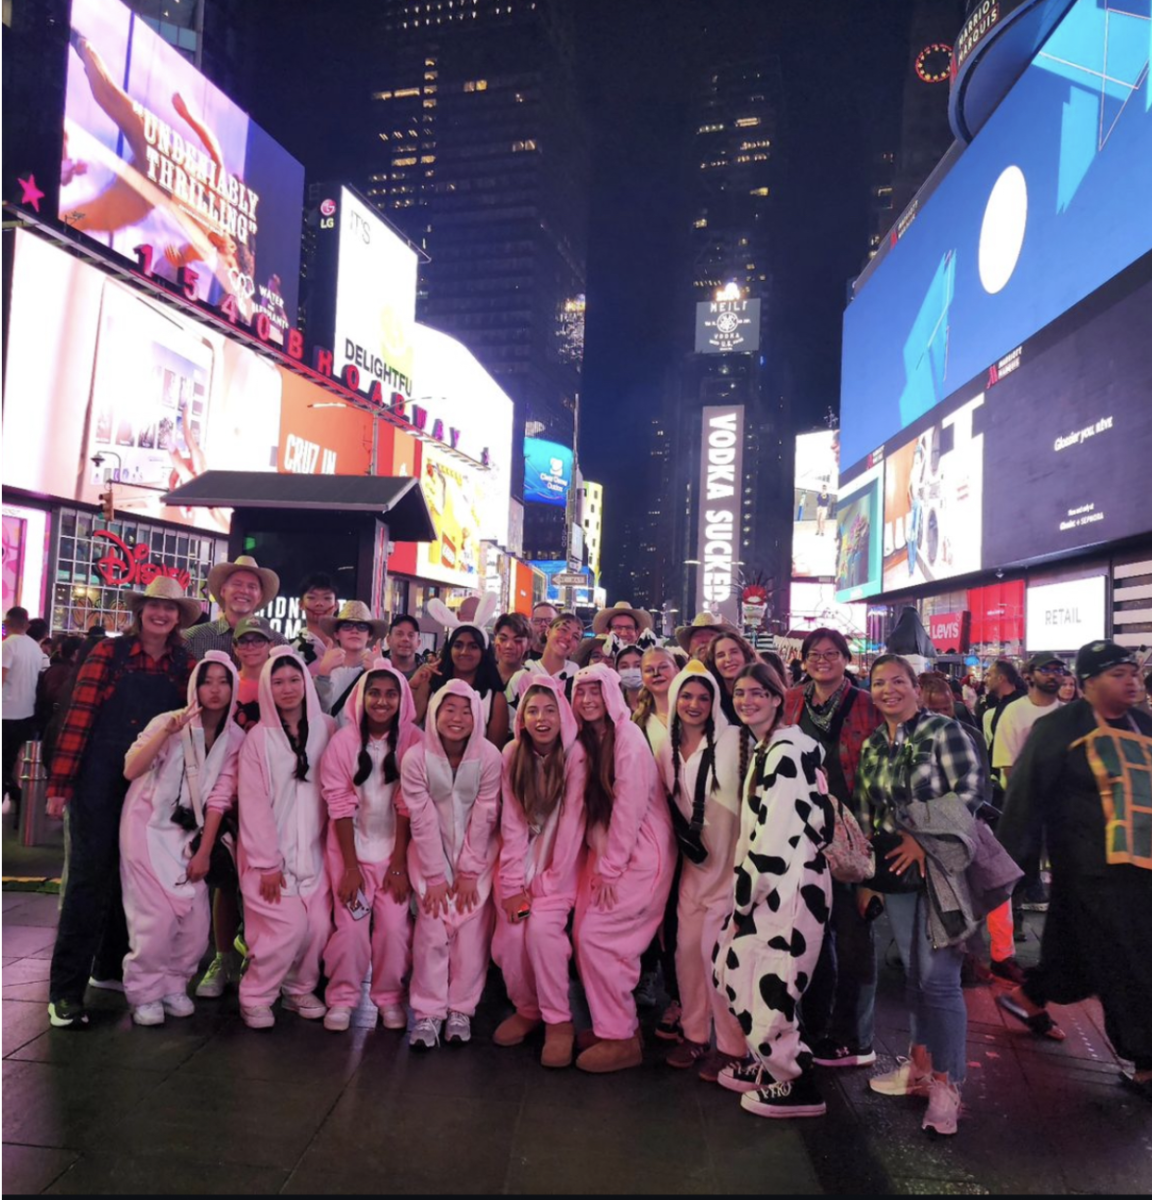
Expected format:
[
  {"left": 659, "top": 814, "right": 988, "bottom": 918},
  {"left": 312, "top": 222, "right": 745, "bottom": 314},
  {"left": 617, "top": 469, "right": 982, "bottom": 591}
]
[{"left": 18, "top": 174, "right": 45, "bottom": 212}]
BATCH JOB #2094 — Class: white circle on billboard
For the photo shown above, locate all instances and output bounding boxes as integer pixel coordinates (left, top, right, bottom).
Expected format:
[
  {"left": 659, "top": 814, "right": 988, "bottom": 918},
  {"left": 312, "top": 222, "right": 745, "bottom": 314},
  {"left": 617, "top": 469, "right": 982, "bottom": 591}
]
[{"left": 978, "top": 165, "right": 1027, "bottom": 294}]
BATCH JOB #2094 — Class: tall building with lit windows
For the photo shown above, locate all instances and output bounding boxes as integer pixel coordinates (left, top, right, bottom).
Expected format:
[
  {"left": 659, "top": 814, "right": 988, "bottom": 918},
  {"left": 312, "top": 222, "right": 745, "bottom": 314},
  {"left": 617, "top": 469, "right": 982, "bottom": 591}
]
[
  {"left": 362, "top": 0, "right": 588, "bottom": 556},
  {"left": 647, "top": 49, "right": 792, "bottom": 628}
]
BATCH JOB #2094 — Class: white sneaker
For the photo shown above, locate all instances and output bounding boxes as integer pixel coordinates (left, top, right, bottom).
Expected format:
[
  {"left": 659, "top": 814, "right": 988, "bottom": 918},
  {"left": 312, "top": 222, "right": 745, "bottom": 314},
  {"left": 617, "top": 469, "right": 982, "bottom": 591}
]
[
  {"left": 380, "top": 1004, "right": 408, "bottom": 1031},
  {"left": 923, "top": 1077, "right": 961, "bottom": 1136},
  {"left": 409, "top": 1017, "right": 441, "bottom": 1050},
  {"left": 88, "top": 976, "right": 124, "bottom": 993},
  {"left": 444, "top": 1011, "right": 471, "bottom": 1044},
  {"left": 161, "top": 992, "right": 195, "bottom": 1018},
  {"left": 241, "top": 1005, "right": 275, "bottom": 1030},
  {"left": 869, "top": 1056, "right": 932, "bottom": 1097},
  {"left": 281, "top": 991, "right": 327, "bottom": 1020},
  {"left": 324, "top": 1006, "right": 352, "bottom": 1032},
  {"left": 132, "top": 1001, "right": 165, "bottom": 1027}
]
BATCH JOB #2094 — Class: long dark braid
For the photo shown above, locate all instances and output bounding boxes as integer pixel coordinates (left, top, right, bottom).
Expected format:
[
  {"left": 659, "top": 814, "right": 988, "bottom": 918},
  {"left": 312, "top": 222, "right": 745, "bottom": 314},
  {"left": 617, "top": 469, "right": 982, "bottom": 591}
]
[
  {"left": 353, "top": 712, "right": 399, "bottom": 786},
  {"left": 670, "top": 705, "right": 719, "bottom": 800},
  {"left": 282, "top": 716, "right": 311, "bottom": 781},
  {"left": 737, "top": 726, "right": 752, "bottom": 805}
]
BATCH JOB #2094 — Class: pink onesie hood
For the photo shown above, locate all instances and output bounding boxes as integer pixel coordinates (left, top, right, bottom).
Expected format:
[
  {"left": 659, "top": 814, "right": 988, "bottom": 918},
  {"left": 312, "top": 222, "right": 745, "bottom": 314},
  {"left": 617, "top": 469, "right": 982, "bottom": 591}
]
[
  {"left": 256, "top": 645, "right": 328, "bottom": 772},
  {"left": 573, "top": 663, "right": 632, "bottom": 730},
  {"left": 344, "top": 657, "right": 421, "bottom": 762},
  {"left": 424, "top": 677, "right": 488, "bottom": 765},
  {"left": 666, "top": 660, "right": 732, "bottom": 739},
  {"left": 189, "top": 649, "right": 241, "bottom": 729},
  {"left": 512, "top": 671, "right": 578, "bottom": 751}
]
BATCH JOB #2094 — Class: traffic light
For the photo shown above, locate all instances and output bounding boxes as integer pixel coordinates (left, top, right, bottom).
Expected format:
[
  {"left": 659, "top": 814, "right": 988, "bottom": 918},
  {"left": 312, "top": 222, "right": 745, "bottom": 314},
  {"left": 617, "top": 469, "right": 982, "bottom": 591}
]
[{"left": 99, "top": 485, "right": 115, "bottom": 523}]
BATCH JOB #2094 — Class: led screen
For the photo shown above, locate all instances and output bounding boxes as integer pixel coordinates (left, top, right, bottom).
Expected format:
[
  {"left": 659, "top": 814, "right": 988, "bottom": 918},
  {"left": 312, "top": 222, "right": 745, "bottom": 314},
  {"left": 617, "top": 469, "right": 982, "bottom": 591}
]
[
  {"left": 524, "top": 438, "right": 574, "bottom": 507},
  {"left": 792, "top": 430, "right": 839, "bottom": 580},
  {"left": 61, "top": 0, "right": 304, "bottom": 340},
  {"left": 840, "top": 0, "right": 1152, "bottom": 471}
]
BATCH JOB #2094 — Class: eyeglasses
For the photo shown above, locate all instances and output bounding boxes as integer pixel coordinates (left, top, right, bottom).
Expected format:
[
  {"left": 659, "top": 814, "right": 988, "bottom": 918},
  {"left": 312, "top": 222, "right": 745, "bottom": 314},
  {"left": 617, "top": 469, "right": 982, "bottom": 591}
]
[
  {"left": 339, "top": 622, "right": 372, "bottom": 633},
  {"left": 806, "top": 650, "right": 842, "bottom": 662},
  {"left": 236, "top": 636, "right": 269, "bottom": 647}
]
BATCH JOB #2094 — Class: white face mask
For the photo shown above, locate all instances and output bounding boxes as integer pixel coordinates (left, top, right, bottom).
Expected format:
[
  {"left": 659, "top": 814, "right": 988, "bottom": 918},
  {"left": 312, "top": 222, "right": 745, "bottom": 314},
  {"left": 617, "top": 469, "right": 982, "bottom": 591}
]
[{"left": 618, "top": 667, "right": 643, "bottom": 690}]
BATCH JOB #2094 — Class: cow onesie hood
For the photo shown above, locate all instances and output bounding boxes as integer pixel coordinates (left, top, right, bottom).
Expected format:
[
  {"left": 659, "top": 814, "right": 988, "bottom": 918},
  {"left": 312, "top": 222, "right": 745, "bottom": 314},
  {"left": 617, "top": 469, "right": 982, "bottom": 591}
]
[{"left": 119, "top": 650, "right": 246, "bottom": 1007}]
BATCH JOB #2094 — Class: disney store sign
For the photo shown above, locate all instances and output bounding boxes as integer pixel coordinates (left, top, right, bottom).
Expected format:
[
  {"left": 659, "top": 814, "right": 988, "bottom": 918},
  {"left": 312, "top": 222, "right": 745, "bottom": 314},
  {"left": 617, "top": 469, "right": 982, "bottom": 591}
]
[{"left": 94, "top": 530, "right": 192, "bottom": 591}]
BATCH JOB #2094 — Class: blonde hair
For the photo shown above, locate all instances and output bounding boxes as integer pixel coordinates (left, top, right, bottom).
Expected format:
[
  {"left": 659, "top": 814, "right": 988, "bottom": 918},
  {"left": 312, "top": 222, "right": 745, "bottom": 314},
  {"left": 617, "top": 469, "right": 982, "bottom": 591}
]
[{"left": 632, "top": 647, "right": 678, "bottom": 728}]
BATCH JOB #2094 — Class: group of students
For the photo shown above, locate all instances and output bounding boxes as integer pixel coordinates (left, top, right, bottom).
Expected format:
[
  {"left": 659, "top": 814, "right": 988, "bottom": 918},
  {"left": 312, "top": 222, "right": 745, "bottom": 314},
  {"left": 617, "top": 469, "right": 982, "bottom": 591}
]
[{"left": 38, "top": 563, "right": 1150, "bottom": 1136}]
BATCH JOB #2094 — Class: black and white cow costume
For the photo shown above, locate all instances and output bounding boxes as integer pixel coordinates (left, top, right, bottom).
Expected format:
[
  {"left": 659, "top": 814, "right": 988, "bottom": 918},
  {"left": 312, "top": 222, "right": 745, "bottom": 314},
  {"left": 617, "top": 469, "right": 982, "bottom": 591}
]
[{"left": 712, "top": 726, "right": 833, "bottom": 1084}]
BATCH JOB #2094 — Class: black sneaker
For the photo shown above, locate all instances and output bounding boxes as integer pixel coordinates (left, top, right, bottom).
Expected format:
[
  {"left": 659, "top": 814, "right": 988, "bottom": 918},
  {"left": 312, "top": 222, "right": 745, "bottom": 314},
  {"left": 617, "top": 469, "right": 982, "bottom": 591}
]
[
  {"left": 990, "top": 956, "right": 1027, "bottom": 985},
  {"left": 48, "top": 998, "right": 90, "bottom": 1029},
  {"left": 811, "top": 1039, "right": 877, "bottom": 1068},
  {"left": 1019, "top": 883, "right": 1049, "bottom": 912},
  {"left": 740, "top": 1072, "right": 827, "bottom": 1119}
]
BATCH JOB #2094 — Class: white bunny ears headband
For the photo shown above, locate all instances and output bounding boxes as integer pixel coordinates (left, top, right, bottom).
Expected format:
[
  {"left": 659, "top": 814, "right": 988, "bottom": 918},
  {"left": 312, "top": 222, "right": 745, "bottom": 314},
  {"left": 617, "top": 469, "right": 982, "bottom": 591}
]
[{"left": 426, "top": 593, "right": 500, "bottom": 648}]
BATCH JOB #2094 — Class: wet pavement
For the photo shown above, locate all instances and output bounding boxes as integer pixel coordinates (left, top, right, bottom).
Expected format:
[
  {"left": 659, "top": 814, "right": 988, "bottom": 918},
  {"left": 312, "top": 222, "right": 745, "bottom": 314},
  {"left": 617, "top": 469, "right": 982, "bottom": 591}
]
[{"left": 3, "top": 880, "right": 1151, "bottom": 1194}]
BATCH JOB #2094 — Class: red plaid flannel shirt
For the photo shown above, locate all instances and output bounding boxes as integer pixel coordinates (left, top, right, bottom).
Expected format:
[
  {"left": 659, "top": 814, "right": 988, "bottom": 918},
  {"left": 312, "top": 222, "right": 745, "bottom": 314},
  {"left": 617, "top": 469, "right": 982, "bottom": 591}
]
[
  {"left": 783, "top": 683, "right": 882, "bottom": 804},
  {"left": 47, "top": 637, "right": 192, "bottom": 801}
]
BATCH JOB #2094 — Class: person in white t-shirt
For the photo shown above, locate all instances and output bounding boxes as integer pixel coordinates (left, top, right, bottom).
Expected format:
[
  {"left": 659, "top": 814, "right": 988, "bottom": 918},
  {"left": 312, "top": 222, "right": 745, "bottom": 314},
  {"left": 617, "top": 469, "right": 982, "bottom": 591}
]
[
  {"left": 992, "top": 655, "right": 1066, "bottom": 782},
  {"left": 3, "top": 607, "right": 49, "bottom": 812},
  {"left": 506, "top": 613, "right": 582, "bottom": 705}
]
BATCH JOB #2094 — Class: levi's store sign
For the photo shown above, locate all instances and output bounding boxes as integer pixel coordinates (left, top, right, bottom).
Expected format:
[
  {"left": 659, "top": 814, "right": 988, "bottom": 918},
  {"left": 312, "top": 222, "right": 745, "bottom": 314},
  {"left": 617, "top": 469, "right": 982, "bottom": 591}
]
[
  {"left": 928, "top": 610, "right": 970, "bottom": 650},
  {"left": 696, "top": 406, "right": 745, "bottom": 626}
]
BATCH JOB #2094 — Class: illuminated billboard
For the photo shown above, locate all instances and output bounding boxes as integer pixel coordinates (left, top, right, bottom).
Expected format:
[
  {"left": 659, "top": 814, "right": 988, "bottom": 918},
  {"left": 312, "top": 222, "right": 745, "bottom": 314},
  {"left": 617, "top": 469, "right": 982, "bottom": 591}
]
[
  {"left": 524, "top": 438, "right": 573, "bottom": 508},
  {"left": 2, "top": 231, "right": 399, "bottom": 533},
  {"left": 412, "top": 446, "right": 484, "bottom": 589},
  {"left": 695, "top": 406, "right": 744, "bottom": 625},
  {"left": 841, "top": 0, "right": 1152, "bottom": 472},
  {"left": 330, "top": 187, "right": 418, "bottom": 401},
  {"left": 792, "top": 431, "right": 839, "bottom": 580},
  {"left": 529, "top": 560, "right": 594, "bottom": 605},
  {"left": 60, "top": 0, "right": 304, "bottom": 341},
  {"left": 694, "top": 298, "right": 761, "bottom": 354},
  {"left": 1025, "top": 576, "right": 1107, "bottom": 652}
]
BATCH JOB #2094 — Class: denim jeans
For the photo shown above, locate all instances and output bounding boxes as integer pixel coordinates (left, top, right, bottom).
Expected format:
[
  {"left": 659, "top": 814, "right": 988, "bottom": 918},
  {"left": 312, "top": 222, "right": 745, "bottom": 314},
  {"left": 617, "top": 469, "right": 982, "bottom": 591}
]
[
  {"left": 885, "top": 890, "right": 967, "bottom": 1084},
  {"left": 803, "top": 881, "right": 877, "bottom": 1050}
]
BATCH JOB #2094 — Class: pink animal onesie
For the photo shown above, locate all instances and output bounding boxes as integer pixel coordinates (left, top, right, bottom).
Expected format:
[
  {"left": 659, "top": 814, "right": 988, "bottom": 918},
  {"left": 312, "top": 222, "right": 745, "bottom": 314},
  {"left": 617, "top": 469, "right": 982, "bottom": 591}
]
[
  {"left": 234, "top": 647, "right": 336, "bottom": 1010},
  {"left": 320, "top": 660, "right": 421, "bottom": 1013},
  {"left": 571, "top": 664, "right": 676, "bottom": 1040},
  {"left": 656, "top": 663, "right": 747, "bottom": 1057},
  {"left": 493, "top": 674, "right": 587, "bottom": 1026},
  {"left": 119, "top": 651, "right": 245, "bottom": 1008},
  {"left": 401, "top": 679, "right": 503, "bottom": 1023}
]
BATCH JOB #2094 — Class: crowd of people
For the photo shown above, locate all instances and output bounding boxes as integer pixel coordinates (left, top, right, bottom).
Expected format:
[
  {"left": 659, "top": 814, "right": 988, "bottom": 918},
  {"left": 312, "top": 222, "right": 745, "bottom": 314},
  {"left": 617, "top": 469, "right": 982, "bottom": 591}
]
[{"left": 3, "top": 559, "right": 1150, "bottom": 1138}]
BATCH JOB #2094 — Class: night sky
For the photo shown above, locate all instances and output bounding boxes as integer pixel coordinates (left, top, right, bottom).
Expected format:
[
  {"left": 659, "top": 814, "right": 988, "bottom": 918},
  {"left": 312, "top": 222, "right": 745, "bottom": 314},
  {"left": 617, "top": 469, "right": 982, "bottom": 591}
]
[{"left": 238, "top": 0, "right": 916, "bottom": 590}]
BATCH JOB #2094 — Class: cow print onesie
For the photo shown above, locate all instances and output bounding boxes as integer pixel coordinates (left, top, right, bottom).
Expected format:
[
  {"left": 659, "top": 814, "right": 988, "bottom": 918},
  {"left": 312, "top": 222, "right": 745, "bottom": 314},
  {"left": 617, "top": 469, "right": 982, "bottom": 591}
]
[{"left": 712, "top": 726, "right": 833, "bottom": 1084}]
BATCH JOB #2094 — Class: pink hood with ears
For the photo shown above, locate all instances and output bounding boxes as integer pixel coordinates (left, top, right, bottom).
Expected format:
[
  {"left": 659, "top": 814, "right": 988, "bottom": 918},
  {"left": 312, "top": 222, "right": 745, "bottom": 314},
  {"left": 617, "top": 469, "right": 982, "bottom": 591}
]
[
  {"left": 572, "top": 663, "right": 632, "bottom": 729},
  {"left": 188, "top": 650, "right": 242, "bottom": 728},
  {"left": 344, "top": 658, "right": 421, "bottom": 762},
  {"left": 423, "top": 677, "right": 489, "bottom": 765},
  {"left": 512, "top": 671, "right": 578, "bottom": 750},
  {"left": 256, "top": 645, "right": 328, "bottom": 766}
]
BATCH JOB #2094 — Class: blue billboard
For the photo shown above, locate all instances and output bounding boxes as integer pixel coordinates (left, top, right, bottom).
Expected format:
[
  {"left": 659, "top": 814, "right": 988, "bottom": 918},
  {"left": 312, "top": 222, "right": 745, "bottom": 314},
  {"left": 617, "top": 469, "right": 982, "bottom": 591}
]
[
  {"left": 839, "top": 0, "right": 1152, "bottom": 472},
  {"left": 523, "top": 438, "right": 573, "bottom": 507}
]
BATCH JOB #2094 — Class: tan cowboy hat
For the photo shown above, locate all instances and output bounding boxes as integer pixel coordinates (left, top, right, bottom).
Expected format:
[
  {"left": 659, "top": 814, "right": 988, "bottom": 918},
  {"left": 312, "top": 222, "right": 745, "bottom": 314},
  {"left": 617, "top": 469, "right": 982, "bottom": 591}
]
[
  {"left": 675, "top": 611, "right": 737, "bottom": 653},
  {"left": 318, "top": 600, "right": 389, "bottom": 642},
  {"left": 125, "top": 577, "right": 203, "bottom": 630},
  {"left": 591, "top": 601, "right": 654, "bottom": 637},
  {"left": 207, "top": 555, "right": 280, "bottom": 609}
]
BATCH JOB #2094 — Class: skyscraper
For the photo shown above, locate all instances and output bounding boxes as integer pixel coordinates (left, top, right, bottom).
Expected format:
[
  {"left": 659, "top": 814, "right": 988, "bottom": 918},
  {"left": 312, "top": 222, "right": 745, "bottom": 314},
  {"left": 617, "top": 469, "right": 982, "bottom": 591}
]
[
  {"left": 648, "top": 46, "right": 792, "bottom": 628},
  {"left": 363, "top": 0, "right": 588, "bottom": 558}
]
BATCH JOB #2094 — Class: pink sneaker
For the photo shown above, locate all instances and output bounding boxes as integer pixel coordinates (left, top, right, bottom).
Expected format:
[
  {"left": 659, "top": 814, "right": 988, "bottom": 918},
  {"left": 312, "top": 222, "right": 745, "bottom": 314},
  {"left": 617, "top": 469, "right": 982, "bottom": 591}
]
[{"left": 922, "top": 1077, "right": 962, "bottom": 1136}]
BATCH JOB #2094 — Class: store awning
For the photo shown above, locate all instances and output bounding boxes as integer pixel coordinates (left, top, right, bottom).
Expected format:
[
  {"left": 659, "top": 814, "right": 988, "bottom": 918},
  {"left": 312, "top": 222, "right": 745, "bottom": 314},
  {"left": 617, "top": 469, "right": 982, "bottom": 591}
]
[{"left": 163, "top": 472, "right": 436, "bottom": 542}]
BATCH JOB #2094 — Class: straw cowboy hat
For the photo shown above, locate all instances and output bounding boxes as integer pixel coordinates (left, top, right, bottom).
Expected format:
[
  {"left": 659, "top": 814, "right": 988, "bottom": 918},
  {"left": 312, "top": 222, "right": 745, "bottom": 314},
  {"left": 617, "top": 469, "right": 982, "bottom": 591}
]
[
  {"left": 206, "top": 555, "right": 281, "bottom": 609},
  {"left": 675, "top": 611, "right": 737, "bottom": 653},
  {"left": 125, "top": 577, "right": 202, "bottom": 630},
  {"left": 591, "top": 601, "right": 654, "bottom": 637},
  {"left": 318, "top": 600, "right": 389, "bottom": 642}
]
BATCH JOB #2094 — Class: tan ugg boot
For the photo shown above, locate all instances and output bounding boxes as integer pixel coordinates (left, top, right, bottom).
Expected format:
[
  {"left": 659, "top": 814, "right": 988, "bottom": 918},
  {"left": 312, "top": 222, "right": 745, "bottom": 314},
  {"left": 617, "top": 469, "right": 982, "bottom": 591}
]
[
  {"left": 575, "top": 1033, "right": 643, "bottom": 1073},
  {"left": 493, "top": 1012, "right": 541, "bottom": 1047},
  {"left": 541, "top": 1021, "right": 575, "bottom": 1068}
]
